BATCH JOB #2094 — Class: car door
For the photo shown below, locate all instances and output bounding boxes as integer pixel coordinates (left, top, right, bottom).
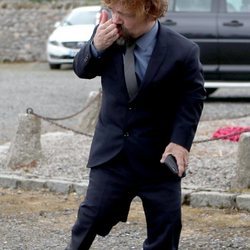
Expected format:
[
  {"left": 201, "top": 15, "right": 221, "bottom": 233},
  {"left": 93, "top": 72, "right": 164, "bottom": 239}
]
[
  {"left": 161, "top": 0, "right": 219, "bottom": 80},
  {"left": 218, "top": 0, "right": 250, "bottom": 80}
]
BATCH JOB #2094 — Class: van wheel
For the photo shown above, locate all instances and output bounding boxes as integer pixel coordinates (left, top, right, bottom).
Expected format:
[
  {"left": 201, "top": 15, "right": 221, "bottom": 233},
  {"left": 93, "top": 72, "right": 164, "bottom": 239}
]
[{"left": 49, "top": 64, "right": 61, "bottom": 70}]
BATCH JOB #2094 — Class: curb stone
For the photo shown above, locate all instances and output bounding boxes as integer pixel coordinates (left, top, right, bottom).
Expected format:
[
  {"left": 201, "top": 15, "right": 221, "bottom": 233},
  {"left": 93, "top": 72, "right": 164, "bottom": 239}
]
[
  {"left": 0, "top": 174, "right": 88, "bottom": 195},
  {"left": 190, "top": 191, "right": 237, "bottom": 209},
  {"left": 0, "top": 174, "right": 249, "bottom": 212}
]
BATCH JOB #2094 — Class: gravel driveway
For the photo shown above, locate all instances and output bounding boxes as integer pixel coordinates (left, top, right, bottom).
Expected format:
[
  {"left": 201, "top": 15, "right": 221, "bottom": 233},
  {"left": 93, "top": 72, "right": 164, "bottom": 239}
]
[
  {"left": 0, "top": 62, "right": 250, "bottom": 250},
  {"left": 1, "top": 188, "right": 249, "bottom": 250},
  {"left": 0, "top": 62, "right": 100, "bottom": 144},
  {"left": 1, "top": 62, "right": 250, "bottom": 144},
  {"left": 1, "top": 62, "right": 250, "bottom": 192}
]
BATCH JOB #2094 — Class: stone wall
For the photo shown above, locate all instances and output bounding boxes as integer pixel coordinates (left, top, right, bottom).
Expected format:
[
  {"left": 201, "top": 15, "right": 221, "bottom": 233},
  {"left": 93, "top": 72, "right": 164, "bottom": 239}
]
[{"left": 0, "top": 0, "right": 98, "bottom": 62}]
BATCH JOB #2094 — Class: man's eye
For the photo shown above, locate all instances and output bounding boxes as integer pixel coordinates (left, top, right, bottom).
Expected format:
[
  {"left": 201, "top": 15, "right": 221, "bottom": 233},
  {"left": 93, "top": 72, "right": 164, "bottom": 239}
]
[{"left": 122, "top": 13, "right": 136, "bottom": 18}]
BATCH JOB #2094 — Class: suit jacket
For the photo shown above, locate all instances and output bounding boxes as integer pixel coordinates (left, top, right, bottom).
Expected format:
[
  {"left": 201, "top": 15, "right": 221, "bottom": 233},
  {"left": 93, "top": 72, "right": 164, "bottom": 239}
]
[{"left": 73, "top": 22, "right": 206, "bottom": 168}]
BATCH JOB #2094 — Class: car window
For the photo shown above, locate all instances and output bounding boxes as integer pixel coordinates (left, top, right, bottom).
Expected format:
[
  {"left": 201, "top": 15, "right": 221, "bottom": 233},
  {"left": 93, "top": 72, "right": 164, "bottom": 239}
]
[
  {"left": 174, "top": 0, "right": 212, "bottom": 12},
  {"left": 226, "top": 0, "right": 250, "bottom": 13},
  {"left": 63, "top": 10, "right": 99, "bottom": 26}
]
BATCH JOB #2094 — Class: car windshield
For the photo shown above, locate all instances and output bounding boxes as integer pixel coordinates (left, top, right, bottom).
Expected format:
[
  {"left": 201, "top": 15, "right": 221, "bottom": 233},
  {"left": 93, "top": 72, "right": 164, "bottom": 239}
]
[{"left": 63, "top": 10, "right": 99, "bottom": 26}]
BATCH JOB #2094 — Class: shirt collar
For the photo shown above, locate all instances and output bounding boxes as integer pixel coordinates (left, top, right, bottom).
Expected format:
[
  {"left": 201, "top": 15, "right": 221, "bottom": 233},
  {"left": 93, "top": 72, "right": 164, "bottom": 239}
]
[{"left": 136, "top": 21, "right": 158, "bottom": 51}]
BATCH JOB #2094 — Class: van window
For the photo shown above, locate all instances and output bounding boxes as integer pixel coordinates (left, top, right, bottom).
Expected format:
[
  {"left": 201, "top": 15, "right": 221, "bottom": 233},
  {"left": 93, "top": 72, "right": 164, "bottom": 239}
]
[
  {"left": 226, "top": 0, "right": 250, "bottom": 12},
  {"left": 175, "top": 0, "right": 212, "bottom": 12},
  {"left": 168, "top": 0, "right": 174, "bottom": 11}
]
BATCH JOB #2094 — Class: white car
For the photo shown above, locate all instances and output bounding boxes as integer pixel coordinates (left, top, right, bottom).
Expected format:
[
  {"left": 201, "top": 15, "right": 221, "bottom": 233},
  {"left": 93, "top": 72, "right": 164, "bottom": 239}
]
[{"left": 46, "top": 5, "right": 101, "bottom": 69}]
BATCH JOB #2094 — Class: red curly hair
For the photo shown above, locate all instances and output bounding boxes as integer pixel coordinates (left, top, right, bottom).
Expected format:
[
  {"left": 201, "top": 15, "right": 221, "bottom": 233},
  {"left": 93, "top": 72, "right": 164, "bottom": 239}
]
[{"left": 101, "top": 0, "right": 168, "bottom": 20}]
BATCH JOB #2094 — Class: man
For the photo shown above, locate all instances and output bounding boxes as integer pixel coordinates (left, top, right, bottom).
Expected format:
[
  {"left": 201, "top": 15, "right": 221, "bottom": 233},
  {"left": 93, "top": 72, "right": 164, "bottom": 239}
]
[{"left": 67, "top": 0, "right": 206, "bottom": 249}]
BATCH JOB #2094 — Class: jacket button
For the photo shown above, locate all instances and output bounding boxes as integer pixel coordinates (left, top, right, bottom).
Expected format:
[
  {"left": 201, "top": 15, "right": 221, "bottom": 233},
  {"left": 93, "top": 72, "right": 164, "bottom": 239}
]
[
  {"left": 124, "top": 132, "right": 129, "bottom": 137},
  {"left": 84, "top": 55, "right": 89, "bottom": 62}
]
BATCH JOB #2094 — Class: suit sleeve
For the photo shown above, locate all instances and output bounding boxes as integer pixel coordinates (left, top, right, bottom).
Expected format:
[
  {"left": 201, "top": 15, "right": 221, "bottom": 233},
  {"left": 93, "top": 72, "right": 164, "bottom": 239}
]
[
  {"left": 170, "top": 43, "right": 206, "bottom": 151},
  {"left": 73, "top": 26, "right": 103, "bottom": 79}
]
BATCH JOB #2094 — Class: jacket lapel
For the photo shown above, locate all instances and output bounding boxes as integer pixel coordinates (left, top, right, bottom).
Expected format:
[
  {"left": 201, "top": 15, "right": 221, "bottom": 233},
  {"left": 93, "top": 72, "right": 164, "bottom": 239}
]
[{"left": 139, "top": 24, "right": 169, "bottom": 90}]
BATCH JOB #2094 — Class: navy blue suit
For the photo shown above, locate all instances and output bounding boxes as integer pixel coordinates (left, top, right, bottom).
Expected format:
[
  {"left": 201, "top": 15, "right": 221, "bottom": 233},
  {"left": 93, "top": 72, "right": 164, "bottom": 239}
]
[{"left": 69, "top": 22, "right": 206, "bottom": 249}]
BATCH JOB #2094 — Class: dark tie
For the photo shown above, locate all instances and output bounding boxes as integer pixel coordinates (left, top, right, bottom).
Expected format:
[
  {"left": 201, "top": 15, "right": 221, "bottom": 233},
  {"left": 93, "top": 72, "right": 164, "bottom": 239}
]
[{"left": 123, "top": 43, "right": 138, "bottom": 100}]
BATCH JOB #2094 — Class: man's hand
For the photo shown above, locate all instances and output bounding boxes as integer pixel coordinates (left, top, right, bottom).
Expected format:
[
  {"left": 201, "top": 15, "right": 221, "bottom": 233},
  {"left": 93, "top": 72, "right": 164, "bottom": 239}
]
[
  {"left": 93, "top": 9, "right": 120, "bottom": 52},
  {"left": 160, "top": 142, "right": 189, "bottom": 177}
]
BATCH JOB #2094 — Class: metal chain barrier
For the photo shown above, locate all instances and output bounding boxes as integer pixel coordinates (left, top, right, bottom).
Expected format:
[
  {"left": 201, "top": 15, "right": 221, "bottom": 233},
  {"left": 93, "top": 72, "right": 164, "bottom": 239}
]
[
  {"left": 27, "top": 108, "right": 93, "bottom": 137},
  {"left": 26, "top": 89, "right": 102, "bottom": 138},
  {"left": 26, "top": 91, "right": 250, "bottom": 144},
  {"left": 201, "top": 112, "right": 250, "bottom": 122}
]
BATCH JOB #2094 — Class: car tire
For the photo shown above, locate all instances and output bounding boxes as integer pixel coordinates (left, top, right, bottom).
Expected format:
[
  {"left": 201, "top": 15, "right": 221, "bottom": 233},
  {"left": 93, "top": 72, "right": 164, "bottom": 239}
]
[{"left": 49, "top": 64, "right": 61, "bottom": 70}]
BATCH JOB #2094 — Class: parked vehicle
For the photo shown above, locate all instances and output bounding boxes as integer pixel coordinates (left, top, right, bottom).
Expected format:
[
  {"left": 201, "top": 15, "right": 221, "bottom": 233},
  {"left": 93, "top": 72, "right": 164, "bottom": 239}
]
[
  {"left": 46, "top": 5, "right": 101, "bottom": 69},
  {"left": 47, "top": 1, "right": 250, "bottom": 95},
  {"left": 160, "top": 0, "right": 250, "bottom": 95}
]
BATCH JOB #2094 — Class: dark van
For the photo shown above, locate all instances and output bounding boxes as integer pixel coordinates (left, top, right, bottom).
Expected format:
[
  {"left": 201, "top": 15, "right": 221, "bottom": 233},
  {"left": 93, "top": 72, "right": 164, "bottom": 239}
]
[{"left": 160, "top": 0, "right": 250, "bottom": 95}]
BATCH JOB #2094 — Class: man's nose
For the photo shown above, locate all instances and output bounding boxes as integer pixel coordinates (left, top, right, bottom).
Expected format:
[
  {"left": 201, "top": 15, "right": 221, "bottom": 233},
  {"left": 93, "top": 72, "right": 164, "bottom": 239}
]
[{"left": 112, "top": 13, "right": 122, "bottom": 24}]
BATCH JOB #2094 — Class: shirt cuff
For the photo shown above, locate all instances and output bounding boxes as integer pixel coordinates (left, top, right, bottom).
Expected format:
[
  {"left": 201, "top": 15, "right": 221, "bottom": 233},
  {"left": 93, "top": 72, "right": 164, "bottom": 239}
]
[{"left": 90, "top": 40, "right": 103, "bottom": 58}]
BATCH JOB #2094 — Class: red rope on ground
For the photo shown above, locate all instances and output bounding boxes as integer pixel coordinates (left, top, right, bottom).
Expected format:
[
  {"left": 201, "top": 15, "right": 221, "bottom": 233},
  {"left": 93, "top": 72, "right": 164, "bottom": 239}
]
[{"left": 212, "top": 126, "right": 250, "bottom": 142}]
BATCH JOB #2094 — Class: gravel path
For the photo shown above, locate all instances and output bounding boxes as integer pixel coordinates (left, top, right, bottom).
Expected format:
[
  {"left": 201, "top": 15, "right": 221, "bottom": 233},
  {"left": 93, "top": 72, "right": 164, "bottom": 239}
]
[
  {"left": 1, "top": 188, "right": 249, "bottom": 250},
  {"left": 1, "top": 116, "right": 250, "bottom": 191},
  {"left": 2, "top": 63, "right": 250, "bottom": 191},
  {"left": 0, "top": 112, "right": 250, "bottom": 250},
  {"left": 1, "top": 62, "right": 250, "bottom": 249}
]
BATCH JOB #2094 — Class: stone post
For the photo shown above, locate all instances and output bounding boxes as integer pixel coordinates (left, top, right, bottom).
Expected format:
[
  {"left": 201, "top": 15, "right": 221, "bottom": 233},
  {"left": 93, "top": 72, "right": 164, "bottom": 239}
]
[
  {"left": 6, "top": 113, "right": 41, "bottom": 170},
  {"left": 78, "top": 90, "right": 102, "bottom": 135},
  {"left": 231, "top": 132, "right": 250, "bottom": 189}
]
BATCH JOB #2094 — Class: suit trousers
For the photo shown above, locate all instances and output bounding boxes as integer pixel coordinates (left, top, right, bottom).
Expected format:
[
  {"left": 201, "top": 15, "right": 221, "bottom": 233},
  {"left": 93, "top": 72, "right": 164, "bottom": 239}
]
[{"left": 68, "top": 151, "right": 182, "bottom": 250}]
